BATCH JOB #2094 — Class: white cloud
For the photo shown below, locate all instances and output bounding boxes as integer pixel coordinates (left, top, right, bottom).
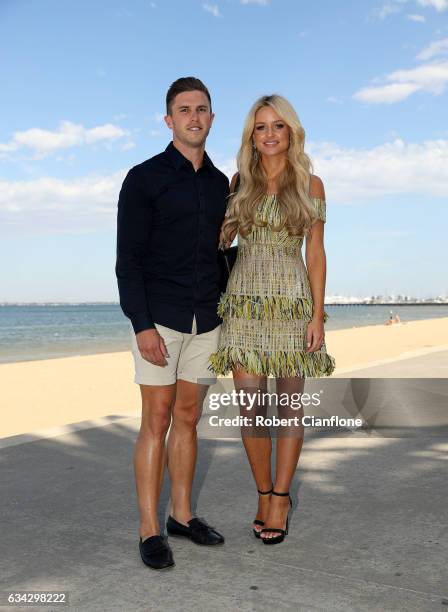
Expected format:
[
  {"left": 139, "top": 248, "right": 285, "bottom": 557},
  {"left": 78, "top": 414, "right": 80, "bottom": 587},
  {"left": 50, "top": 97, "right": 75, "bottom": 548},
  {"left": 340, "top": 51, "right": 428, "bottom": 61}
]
[
  {"left": 0, "top": 170, "right": 127, "bottom": 234},
  {"left": 354, "top": 82, "right": 420, "bottom": 103},
  {"left": 216, "top": 158, "right": 237, "bottom": 179},
  {"left": 375, "top": 0, "right": 448, "bottom": 18},
  {"left": 309, "top": 138, "right": 448, "bottom": 202},
  {"left": 1, "top": 137, "right": 447, "bottom": 234},
  {"left": 154, "top": 112, "right": 165, "bottom": 123},
  {"left": 355, "top": 37, "right": 448, "bottom": 104},
  {"left": 354, "top": 60, "right": 448, "bottom": 103},
  {"left": 241, "top": 0, "right": 270, "bottom": 4},
  {"left": 417, "top": 37, "right": 448, "bottom": 60},
  {"left": 121, "top": 141, "right": 136, "bottom": 151},
  {"left": 407, "top": 12, "right": 426, "bottom": 20},
  {"left": 0, "top": 142, "right": 18, "bottom": 153},
  {"left": 416, "top": 0, "right": 448, "bottom": 10},
  {"left": 84, "top": 124, "right": 126, "bottom": 144},
  {"left": 0, "top": 121, "right": 129, "bottom": 157},
  {"left": 376, "top": 1, "right": 405, "bottom": 19},
  {"left": 203, "top": 3, "right": 222, "bottom": 17}
]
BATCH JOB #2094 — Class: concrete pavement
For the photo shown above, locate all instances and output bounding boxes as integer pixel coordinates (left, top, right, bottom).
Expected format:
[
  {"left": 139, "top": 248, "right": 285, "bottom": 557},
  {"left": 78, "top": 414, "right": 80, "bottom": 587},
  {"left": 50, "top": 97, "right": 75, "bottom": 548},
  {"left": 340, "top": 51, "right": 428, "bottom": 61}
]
[
  {"left": 1, "top": 403, "right": 447, "bottom": 611},
  {"left": 334, "top": 348, "right": 448, "bottom": 378}
]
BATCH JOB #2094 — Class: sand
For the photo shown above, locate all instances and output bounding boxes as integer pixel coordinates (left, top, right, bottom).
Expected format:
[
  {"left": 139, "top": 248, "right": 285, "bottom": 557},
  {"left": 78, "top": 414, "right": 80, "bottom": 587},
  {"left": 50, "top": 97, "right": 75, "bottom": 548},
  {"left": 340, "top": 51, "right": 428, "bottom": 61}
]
[{"left": 1, "top": 317, "right": 448, "bottom": 440}]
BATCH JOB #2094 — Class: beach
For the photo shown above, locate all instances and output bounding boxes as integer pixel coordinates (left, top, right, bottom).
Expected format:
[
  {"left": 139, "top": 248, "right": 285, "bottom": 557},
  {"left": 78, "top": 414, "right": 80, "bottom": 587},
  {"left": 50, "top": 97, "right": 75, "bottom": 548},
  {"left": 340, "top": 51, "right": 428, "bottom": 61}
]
[{"left": 1, "top": 317, "right": 447, "bottom": 440}]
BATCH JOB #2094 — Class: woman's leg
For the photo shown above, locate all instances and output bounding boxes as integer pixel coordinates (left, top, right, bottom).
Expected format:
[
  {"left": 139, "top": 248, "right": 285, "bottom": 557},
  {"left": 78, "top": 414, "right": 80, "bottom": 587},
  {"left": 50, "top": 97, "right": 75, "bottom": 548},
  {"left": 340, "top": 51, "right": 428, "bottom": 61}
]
[
  {"left": 233, "top": 368, "right": 272, "bottom": 533},
  {"left": 261, "top": 376, "right": 305, "bottom": 539}
]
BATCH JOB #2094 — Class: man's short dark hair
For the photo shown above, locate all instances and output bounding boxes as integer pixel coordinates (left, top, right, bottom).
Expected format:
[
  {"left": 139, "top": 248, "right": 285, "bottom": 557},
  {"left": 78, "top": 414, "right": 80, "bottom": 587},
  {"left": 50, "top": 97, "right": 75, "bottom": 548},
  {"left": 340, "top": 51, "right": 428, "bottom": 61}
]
[{"left": 166, "top": 77, "right": 212, "bottom": 115}]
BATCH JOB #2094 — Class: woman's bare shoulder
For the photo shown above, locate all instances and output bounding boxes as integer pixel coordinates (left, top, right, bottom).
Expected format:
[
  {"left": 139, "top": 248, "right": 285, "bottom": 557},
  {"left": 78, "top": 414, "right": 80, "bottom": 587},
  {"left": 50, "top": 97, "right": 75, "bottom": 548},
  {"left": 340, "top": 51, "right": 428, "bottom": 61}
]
[{"left": 309, "top": 174, "right": 326, "bottom": 200}]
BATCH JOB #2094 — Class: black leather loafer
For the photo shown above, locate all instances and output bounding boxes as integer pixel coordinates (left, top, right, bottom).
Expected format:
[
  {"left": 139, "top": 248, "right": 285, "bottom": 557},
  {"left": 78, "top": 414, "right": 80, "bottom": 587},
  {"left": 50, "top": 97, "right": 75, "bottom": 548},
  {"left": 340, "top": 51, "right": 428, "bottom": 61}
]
[
  {"left": 166, "top": 516, "right": 225, "bottom": 545},
  {"left": 139, "top": 535, "right": 175, "bottom": 570}
]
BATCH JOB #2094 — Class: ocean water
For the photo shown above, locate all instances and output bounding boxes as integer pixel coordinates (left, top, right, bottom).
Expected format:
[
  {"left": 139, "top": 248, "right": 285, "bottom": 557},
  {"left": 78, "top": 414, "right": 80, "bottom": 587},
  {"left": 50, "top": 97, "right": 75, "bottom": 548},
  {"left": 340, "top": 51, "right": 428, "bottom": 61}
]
[{"left": 1, "top": 303, "right": 448, "bottom": 364}]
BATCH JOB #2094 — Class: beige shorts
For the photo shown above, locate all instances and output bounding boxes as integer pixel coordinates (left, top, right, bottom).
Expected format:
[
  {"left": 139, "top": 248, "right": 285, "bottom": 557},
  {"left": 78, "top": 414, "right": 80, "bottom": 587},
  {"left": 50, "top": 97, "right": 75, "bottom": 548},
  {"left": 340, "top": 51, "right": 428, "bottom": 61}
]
[{"left": 131, "top": 316, "right": 221, "bottom": 386}]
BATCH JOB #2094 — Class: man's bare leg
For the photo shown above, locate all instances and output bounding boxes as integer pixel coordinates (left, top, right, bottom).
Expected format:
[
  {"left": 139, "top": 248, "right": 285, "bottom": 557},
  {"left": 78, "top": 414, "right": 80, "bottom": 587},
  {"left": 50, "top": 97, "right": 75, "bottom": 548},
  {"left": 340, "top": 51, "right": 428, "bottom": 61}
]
[
  {"left": 134, "top": 383, "right": 176, "bottom": 541},
  {"left": 167, "top": 379, "right": 209, "bottom": 525}
]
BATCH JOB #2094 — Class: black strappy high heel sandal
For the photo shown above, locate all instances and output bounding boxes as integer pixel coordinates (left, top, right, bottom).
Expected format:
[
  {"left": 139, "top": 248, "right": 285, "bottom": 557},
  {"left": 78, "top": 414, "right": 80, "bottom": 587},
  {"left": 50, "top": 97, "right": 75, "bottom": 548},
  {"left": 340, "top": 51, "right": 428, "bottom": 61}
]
[
  {"left": 253, "top": 486, "right": 273, "bottom": 539},
  {"left": 261, "top": 490, "right": 292, "bottom": 545}
]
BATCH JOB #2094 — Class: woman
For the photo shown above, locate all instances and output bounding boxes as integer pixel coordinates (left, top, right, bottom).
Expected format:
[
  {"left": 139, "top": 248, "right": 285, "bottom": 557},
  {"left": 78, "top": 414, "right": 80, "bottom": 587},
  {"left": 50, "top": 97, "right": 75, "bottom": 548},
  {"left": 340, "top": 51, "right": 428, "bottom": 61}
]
[{"left": 209, "top": 94, "right": 335, "bottom": 544}]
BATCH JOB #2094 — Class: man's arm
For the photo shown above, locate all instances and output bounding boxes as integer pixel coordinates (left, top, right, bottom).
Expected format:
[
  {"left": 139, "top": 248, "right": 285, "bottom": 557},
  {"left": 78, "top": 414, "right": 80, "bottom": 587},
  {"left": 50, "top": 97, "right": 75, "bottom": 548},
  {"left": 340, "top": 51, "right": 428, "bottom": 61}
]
[
  {"left": 115, "top": 166, "right": 155, "bottom": 334},
  {"left": 115, "top": 166, "right": 169, "bottom": 366}
]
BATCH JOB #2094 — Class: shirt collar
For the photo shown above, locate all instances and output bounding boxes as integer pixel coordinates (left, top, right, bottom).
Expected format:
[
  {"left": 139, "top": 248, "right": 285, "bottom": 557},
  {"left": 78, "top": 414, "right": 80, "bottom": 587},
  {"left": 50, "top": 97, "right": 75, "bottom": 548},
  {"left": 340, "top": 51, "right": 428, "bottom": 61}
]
[{"left": 165, "top": 141, "right": 214, "bottom": 172}]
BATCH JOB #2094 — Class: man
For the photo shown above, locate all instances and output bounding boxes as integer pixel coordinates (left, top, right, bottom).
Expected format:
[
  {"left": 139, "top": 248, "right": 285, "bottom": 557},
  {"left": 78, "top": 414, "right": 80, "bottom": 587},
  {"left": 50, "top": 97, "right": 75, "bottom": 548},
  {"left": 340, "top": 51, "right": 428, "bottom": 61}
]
[{"left": 116, "top": 77, "right": 229, "bottom": 570}]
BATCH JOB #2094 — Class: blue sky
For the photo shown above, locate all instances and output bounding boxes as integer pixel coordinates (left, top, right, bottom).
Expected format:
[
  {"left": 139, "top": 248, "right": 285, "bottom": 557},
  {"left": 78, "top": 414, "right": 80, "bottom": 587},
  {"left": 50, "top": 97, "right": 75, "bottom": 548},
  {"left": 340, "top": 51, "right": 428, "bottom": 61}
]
[{"left": 0, "top": 0, "right": 447, "bottom": 302}]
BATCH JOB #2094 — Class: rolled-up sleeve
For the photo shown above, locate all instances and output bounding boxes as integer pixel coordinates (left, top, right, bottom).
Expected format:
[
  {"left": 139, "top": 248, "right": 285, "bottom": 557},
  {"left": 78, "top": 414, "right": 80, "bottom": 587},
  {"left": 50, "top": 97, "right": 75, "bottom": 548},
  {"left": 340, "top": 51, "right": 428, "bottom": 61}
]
[{"left": 115, "top": 166, "right": 155, "bottom": 334}]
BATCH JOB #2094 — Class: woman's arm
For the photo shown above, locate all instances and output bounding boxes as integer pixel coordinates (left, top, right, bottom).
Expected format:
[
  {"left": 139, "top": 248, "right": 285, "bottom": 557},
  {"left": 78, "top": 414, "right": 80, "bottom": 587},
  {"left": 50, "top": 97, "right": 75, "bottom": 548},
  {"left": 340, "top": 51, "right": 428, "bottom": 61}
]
[{"left": 304, "top": 175, "right": 327, "bottom": 351}]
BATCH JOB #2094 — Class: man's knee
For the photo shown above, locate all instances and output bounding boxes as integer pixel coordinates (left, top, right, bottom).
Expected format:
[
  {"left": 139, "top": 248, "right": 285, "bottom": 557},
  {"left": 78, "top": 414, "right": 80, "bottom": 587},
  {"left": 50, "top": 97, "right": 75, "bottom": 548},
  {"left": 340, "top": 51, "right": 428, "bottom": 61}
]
[
  {"left": 172, "top": 400, "right": 201, "bottom": 429},
  {"left": 140, "top": 388, "right": 175, "bottom": 438},
  {"left": 140, "top": 409, "right": 171, "bottom": 438}
]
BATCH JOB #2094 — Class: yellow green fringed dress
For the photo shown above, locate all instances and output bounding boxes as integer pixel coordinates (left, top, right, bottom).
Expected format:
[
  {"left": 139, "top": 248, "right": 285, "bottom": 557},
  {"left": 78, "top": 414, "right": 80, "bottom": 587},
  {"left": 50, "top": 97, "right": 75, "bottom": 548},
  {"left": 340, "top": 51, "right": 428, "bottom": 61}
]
[{"left": 209, "top": 195, "right": 336, "bottom": 378}]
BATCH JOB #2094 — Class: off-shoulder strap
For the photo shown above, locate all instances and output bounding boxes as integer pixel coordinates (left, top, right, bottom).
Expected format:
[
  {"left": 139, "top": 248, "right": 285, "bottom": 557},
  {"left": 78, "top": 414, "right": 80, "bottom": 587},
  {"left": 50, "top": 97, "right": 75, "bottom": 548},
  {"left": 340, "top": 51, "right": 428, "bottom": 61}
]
[{"left": 311, "top": 197, "right": 326, "bottom": 223}]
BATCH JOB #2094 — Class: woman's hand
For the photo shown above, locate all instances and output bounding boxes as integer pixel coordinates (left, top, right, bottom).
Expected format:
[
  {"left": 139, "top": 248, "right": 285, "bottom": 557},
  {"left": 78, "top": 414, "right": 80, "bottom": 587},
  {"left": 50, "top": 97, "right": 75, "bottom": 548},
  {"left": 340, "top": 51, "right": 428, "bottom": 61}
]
[
  {"left": 219, "top": 227, "right": 236, "bottom": 250},
  {"left": 219, "top": 229, "right": 231, "bottom": 250},
  {"left": 306, "top": 316, "right": 325, "bottom": 353}
]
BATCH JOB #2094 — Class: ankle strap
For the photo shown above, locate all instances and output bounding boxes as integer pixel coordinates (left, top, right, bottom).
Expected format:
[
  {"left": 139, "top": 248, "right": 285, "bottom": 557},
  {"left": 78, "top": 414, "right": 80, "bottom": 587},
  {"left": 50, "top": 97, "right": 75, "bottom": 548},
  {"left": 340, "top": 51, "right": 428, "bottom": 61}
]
[
  {"left": 257, "top": 486, "right": 273, "bottom": 495},
  {"left": 272, "top": 490, "right": 290, "bottom": 496}
]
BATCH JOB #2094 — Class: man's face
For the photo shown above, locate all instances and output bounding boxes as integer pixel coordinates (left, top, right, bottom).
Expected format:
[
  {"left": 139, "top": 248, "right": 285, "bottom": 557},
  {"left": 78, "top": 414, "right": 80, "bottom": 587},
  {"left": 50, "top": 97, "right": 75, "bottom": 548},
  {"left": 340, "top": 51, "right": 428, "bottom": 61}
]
[{"left": 165, "top": 90, "right": 214, "bottom": 149}]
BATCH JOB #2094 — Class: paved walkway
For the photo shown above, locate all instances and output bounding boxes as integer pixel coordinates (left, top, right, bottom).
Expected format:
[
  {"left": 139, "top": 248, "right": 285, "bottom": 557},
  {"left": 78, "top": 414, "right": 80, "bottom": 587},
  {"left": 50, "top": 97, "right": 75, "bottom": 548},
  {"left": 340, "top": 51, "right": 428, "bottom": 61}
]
[
  {"left": 334, "top": 348, "right": 448, "bottom": 378},
  {"left": 1, "top": 404, "right": 447, "bottom": 611}
]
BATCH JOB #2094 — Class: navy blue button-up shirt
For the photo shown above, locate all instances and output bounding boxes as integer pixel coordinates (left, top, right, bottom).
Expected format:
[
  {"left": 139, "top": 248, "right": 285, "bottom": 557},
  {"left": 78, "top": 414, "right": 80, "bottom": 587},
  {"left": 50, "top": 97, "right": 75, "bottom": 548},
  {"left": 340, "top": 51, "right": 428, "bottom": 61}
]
[{"left": 116, "top": 142, "right": 229, "bottom": 335}]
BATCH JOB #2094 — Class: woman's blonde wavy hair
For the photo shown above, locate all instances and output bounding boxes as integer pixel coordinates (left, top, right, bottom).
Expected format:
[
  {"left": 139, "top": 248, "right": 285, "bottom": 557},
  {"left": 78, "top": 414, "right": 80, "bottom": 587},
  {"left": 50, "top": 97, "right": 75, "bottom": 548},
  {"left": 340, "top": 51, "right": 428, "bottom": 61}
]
[{"left": 221, "top": 94, "right": 317, "bottom": 243}]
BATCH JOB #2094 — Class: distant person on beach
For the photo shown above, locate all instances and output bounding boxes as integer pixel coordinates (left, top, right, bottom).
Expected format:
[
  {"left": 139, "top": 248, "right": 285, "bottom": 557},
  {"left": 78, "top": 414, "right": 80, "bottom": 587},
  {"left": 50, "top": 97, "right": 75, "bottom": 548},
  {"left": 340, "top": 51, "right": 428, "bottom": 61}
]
[
  {"left": 116, "top": 77, "right": 228, "bottom": 570},
  {"left": 385, "top": 310, "right": 401, "bottom": 325},
  {"left": 209, "top": 95, "right": 335, "bottom": 545}
]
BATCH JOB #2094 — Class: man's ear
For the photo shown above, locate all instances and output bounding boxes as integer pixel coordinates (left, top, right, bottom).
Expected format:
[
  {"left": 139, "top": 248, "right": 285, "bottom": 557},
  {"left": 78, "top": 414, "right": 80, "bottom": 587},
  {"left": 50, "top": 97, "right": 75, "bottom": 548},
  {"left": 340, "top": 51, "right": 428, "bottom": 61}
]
[
  {"left": 164, "top": 114, "right": 173, "bottom": 130},
  {"left": 210, "top": 112, "right": 215, "bottom": 127}
]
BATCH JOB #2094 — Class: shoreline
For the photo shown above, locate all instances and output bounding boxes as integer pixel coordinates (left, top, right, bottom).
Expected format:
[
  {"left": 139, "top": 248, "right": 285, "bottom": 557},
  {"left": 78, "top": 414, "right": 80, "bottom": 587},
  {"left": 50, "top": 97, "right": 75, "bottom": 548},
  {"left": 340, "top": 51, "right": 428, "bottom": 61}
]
[
  {"left": 1, "top": 317, "right": 447, "bottom": 440},
  {"left": 0, "top": 345, "right": 130, "bottom": 366},
  {"left": 2, "top": 316, "right": 448, "bottom": 366}
]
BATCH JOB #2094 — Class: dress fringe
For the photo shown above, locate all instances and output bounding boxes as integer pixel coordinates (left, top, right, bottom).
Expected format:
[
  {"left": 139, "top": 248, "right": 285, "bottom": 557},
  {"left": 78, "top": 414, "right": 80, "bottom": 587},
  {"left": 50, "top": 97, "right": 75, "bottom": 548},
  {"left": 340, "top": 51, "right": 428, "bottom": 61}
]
[
  {"left": 218, "top": 293, "right": 329, "bottom": 323},
  {"left": 209, "top": 346, "right": 336, "bottom": 378}
]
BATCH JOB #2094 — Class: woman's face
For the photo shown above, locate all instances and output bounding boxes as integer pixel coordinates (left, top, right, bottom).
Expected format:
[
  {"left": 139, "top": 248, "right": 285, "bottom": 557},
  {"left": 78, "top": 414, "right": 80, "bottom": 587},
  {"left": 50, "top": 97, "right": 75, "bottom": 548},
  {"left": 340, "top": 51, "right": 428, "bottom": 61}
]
[{"left": 252, "top": 106, "right": 290, "bottom": 158}]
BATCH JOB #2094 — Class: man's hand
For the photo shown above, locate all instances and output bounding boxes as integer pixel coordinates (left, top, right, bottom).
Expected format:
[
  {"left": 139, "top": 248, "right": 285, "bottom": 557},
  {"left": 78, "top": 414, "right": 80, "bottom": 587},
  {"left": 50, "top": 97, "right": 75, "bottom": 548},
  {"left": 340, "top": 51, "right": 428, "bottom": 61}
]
[{"left": 136, "top": 329, "right": 169, "bottom": 366}]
